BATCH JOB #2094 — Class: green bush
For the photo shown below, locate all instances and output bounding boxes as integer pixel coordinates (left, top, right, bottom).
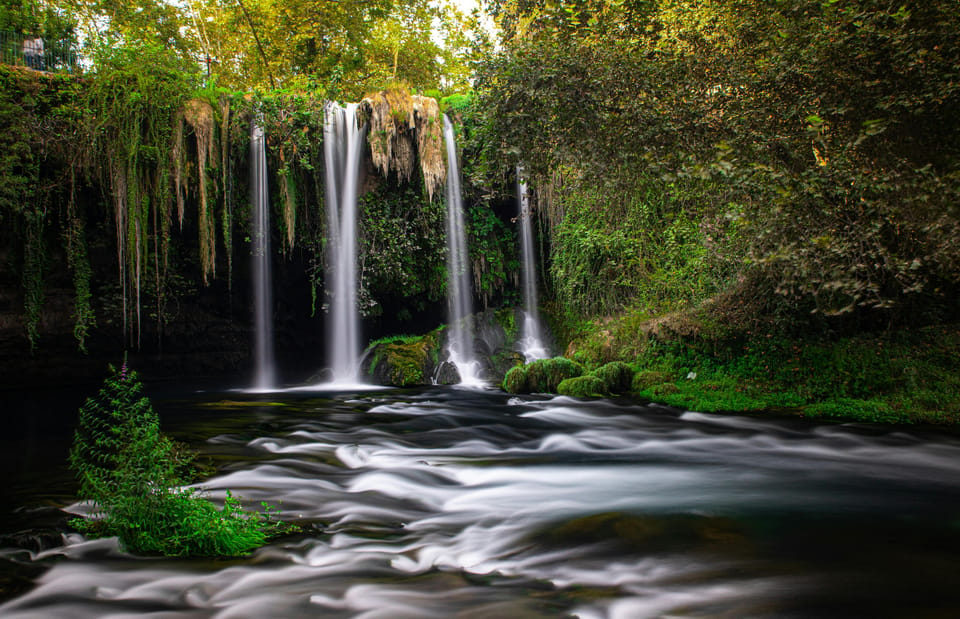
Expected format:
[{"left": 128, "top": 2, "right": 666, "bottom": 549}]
[
  {"left": 632, "top": 370, "right": 674, "bottom": 391},
  {"left": 590, "top": 361, "right": 633, "bottom": 393},
  {"left": 651, "top": 382, "right": 680, "bottom": 397},
  {"left": 558, "top": 376, "right": 609, "bottom": 398},
  {"left": 502, "top": 364, "right": 529, "bottom": 393},
  {"left": 524, "top": 357, "right": 584, "bottom": 393},
  {"left": 69, "top": 364, "right": 285, "bottom": 556}
]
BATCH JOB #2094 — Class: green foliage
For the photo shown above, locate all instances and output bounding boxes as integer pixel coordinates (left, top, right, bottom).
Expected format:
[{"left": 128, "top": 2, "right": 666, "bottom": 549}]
[
  {"left": 476, "top": 0, "right": 960, "bottom": 330},
  {"left": 631, "top": 370, "right": 674, "bottom": 393},
  {"left": 590, "top": 361, "right": 633, "bottom": 394},
  {"left": 79, "top": 0, "right": 488, "bottom": 96},
  {"left": 557, "top": 375, "right": 608, "bottom": 398},
  {"left": 69, "top": 364, "right": 285, "bottom": 556},
  {"left": 502, "top": 364, "right": 528, "bottom": 393},
  {"left": 82, "top": 41, "right": 197, "bottom": 342},
  {"left": 0, "top": 65, "right": 88, "bottom": 350},
  {"left": 440, "top": 92, "right": 473, "bottom": 115},
  {"left": 467, "top": 201, "right": 516, "bottom": 307},
  {"left": 575, "top": 305, "right": 960, "bottom": 422},
  {"left": 503, "top": 356, "right": 584, "bottom": 394},
  {"left": 364, "top": 333, "right": 439, "bottom": 386},
  {"left": 358, "top": 179, "right": 447, "bottom": 317}
]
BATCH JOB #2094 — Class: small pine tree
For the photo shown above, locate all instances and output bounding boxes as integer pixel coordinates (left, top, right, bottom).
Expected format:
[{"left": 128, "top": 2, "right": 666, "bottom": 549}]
[
  {"left": 69, "top": 363, "right": 286, "bottom": 556},
  {"left": 69, "top": 363, "right": 185, "bottom": 514}
]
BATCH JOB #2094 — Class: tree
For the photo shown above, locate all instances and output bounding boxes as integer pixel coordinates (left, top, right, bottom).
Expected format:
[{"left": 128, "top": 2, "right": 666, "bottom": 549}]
[{"left": 474, "top": 0, "right": 960, "bottom": 326}]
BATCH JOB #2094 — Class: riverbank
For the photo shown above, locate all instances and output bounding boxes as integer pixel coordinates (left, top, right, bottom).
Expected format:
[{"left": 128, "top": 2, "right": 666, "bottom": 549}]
[{"left": 558, "top": 307, "right": 960, "bottom": 425}]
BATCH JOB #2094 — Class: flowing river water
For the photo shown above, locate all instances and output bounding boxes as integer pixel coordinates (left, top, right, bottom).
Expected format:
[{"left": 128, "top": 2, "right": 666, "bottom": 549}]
[{"left": 2, "top": 384, "right": 960, "bottom": 617}]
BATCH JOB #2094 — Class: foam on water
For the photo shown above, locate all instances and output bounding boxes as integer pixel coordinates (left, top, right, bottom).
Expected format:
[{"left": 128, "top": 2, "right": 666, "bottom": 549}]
[{"left": 4, "top": 388, "right": 960, "bottom": 618}]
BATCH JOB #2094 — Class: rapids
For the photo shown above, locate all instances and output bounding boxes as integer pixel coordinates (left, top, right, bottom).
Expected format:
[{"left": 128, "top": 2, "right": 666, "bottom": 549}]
[{"left": 2, "top": 385, "right": 960, "bottom": 617}]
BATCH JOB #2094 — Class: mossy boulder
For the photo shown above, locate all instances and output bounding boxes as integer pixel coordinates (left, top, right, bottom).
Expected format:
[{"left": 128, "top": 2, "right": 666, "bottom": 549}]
[
  {"left": 503, "top": 357, "right": 584, "bottom": 394},
  {"left": 364, "top": 333, "right": 441, "bottom": 387},
  {"left": 632, "top": 370, "right": 674, "bottom": 392},
  {"left": 651, "top": 382, "right": 680, "bottom": 396},
  {"left": 590, "top": 361, "right": 633, "bottom": 393},
  {"left": 557, "top": 375, "right": 609, "bottom": 397},
  {"left": 502, "top": 365, "right": 529, "bottom": 393}
]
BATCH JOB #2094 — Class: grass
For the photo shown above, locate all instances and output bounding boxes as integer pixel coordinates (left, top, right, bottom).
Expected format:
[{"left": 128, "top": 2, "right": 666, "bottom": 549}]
[{"left": 561, "top": 309, "right": 960, "bottom": 425}]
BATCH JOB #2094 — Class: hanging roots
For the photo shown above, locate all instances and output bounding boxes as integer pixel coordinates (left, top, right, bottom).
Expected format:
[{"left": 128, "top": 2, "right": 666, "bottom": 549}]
[
  {"left": 362, "top": 88, "right": 446, "bottom": 201},
  {"left": 415, "top": 96, "right": 445, "bottom": 202},
  {"left": 183, "top": 98, "right": 218, "bottom": 284}
]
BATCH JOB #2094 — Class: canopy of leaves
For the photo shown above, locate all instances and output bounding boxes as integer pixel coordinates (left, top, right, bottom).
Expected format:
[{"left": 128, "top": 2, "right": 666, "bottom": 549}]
[
  {"left": 475, "top": 0, "right": 960, "bottom": 329},
  {"left": 61, "top": 0, "right": 488, "bottom": 97}
]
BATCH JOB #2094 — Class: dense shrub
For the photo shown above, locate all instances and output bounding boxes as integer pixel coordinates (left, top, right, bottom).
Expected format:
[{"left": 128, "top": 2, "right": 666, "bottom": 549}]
[
  {"left": 632, "top": 370, "right": 674, "bottom": 392},
  {"left": 558, "top": 376, "right": 609, "bottom": 398},
  {"left": 502, "top": 364, "right": 529, "bottom": 393},
  {"left": 590, "top": 361, "right": 633, "bottom": 393},
  {"left": 524, "top": 357, "right": 584, "bottom": 393},
  {"left": 502, "top": 357, "right": 584, "bottom": 394},
  {"left": 69, "top": 364, "right": 285, "bottom": 556}
]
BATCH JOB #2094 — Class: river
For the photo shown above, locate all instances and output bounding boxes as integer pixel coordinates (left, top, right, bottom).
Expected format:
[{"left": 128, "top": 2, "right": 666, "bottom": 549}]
[{"left": 2, "top": 384, "right": 959, "bottom": 617}]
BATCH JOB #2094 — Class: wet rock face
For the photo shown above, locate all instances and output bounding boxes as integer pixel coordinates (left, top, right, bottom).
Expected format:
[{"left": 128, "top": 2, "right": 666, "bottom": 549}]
[
  {"left": 433, "top": 361, "right": 460, "bottom": 386},
  {"left": 362, "top": 90, "right": 446, "bottom": 202},
  {"left": 360, "top": 308, "right": 543, "bottom": 387}
]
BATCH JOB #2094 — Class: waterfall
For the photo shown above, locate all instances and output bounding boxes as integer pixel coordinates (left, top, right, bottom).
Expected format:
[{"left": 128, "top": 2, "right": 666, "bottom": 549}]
[
  {"left": 250, "top": 119, "right": 275, "bottom": 390},
  {"left": 442, "top": 115, "right": 482, "bottom": 385},
  {"left": 323, "top": 103, "right": 365, "bottom": 385},
  {"left": 517, "top": 166, "right": 548, "bottom": 362}
]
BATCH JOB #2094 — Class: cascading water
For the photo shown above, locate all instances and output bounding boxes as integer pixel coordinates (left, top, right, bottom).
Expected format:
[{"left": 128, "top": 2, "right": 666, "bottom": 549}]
[
  {"left": 442, "top": 115, "right": 482, "bottom": 385},
  {"left": 517, "top": 166, "right": 548, "bottom": 362},
  {"left": 322, "top": 103, "right": 365, "bottom": 386},
  {"left": 250, "top": 119, "right": 275, "bottom": 391}
]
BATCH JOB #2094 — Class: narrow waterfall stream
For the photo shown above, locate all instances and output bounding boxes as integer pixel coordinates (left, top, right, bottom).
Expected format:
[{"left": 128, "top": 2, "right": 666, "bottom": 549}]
[
  {"left": 2, "top": 385, "right": 960, "bottom": 617},
  {"left": 517, "top": 166, "right": 548, "bottom": 362},
  {"left": 322, "top": 103, "right": 365, "bottom": 386},
  {"left": 442, "top": 115, "right": 481, "bottom": 385},
  {"left": 250, "top": 119, "right": 275, "bottom": 391}
]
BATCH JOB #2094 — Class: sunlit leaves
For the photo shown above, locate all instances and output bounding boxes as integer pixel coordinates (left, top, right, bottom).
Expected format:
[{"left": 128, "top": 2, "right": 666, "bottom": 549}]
[{"left": 476, "top": 0, "right": 960, "bottom": 326}]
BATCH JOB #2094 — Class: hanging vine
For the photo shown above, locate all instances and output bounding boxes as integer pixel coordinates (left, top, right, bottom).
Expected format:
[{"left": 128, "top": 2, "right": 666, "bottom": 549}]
[
  {"left": 81, "top": 42, "right": 194, "bottom": 347},
  {"left": 219, "top": 95, "right": 234, "bottom": 287},
  {"left": 184, "top": 98, "right": 218, "bottom": 284},
  {"left": 64, "top": 169, "right": 96, "bottom": 352}
]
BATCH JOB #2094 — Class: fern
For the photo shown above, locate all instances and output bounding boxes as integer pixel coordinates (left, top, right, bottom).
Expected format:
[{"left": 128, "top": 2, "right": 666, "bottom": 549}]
[{"left": 69, "top": 364, "right": 288, "bottom": 556}]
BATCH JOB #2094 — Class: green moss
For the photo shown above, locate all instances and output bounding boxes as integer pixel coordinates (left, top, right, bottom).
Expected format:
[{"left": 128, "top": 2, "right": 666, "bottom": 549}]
[
  {"left": 503, "top": 357, "right": 584, "bottom": 394},
  {"left": 503, "top": 365, "right": 529, "bottom": 394},
  {"left": 558, "top": 375, "right": 609, "bottom": 398},
  {"left": 651, "top": 382, "right": 680, "bottom": 397},
  {"left": 802, "top": 398, "right": 902, "bottom": 424},
  {"left": 366, "top": 333, "right": 438, "bottom": 387},
  {"left": 525, "top": 357, "right": 584, "bottom": 393},
  {"left": 590, "top": 361, "right": 633, "bottom": 393},
  {"left": 632, "top": 370, "right": 674, "bottom": 392}
]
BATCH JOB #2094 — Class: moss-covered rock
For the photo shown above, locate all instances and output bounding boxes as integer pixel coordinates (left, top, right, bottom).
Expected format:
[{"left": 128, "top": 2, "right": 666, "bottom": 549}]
[
  {"left": 504, "top": 357, "right": 583, "bottom": 394},
  {"left": 590, "top": 361, "right": 633, "bottom": 393},
  {"left": 631, "top": 370, "right": 674, "bottom": 392},
  {"left": 651, "top": 382, "right": 680, "bottom": 396},
  {"left": 526, "top": 357, "right": 584, "bottom": 392},
  {"left": 502, "top": 365, "right": 529, "bottom": 393},
  {"left": 558, "top": 375, "right": 609, "bottom": 397},
  {"left": 364, "top": 333, "right": 441, "bottom": 387}
]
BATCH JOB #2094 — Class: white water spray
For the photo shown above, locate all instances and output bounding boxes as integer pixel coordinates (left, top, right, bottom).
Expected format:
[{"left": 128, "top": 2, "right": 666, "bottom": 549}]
[
  {"left": 322, "top": 103, "right": 365, "bottom": 386},
  {"left": 442, "top": 115, "right": 482, "bottom": 385},
  {"left": 517, "top": 166, "right": 548, "bottom": 362},
  {"left": 250, "top": 119, "right": 275, "bottom": 390}
]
